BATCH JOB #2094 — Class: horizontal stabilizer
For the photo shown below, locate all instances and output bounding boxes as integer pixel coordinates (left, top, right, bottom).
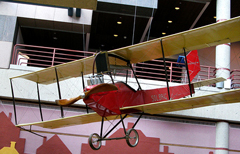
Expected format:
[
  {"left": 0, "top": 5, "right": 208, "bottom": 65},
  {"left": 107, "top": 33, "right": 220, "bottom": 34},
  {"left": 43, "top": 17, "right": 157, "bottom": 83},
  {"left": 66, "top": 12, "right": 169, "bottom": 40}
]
[{"left": 192, "top": 77, "right": 226, "bottom": 88}]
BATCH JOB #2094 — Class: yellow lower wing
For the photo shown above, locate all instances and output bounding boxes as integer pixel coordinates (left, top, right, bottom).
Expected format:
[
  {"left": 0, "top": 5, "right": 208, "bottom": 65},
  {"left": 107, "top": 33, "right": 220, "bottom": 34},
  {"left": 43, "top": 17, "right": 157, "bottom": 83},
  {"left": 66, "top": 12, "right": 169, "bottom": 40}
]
[
  {"left": 120, "top": 89, "right": 240, "bottom": 115},
  {"left": 17, "top": 88, "right": 240, "bottom": 129},
  {"left": 16, "top": 113, "right": 131, "bottom": 129}
]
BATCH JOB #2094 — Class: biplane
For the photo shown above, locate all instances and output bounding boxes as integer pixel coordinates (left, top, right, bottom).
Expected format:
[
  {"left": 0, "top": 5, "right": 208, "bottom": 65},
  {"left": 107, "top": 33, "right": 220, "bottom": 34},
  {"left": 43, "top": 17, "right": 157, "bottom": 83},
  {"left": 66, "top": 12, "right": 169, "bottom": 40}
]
[{"left": 11, "top": 16, "right": 240, "bottom": 150}]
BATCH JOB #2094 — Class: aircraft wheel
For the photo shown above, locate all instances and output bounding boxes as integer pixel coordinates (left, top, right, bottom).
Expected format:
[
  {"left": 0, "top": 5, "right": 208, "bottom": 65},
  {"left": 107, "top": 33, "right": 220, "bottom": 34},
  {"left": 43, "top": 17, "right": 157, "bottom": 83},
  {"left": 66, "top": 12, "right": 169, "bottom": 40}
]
[
  {"left": 89, "top": 133, "right": 102, "bottom": 150},
  {"left": 126, "top": 128, "right": 139, "bottom": 147}
]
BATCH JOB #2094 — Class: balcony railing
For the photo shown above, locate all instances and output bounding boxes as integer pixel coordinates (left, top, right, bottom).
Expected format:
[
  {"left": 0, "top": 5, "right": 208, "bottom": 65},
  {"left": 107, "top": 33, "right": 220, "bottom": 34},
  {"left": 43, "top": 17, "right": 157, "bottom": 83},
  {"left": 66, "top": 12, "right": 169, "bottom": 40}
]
[
  {"left": 11, "top": 44, "right": 94, "bottom": 67},
  {"left": 11, "top": 44, "right": 233, "bottom": 86}
]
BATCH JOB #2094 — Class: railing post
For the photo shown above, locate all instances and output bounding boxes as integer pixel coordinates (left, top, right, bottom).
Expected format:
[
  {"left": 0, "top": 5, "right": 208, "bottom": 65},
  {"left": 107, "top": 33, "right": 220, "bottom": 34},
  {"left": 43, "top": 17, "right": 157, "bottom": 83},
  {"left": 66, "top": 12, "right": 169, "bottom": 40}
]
[
  {"left": 208, "top": 67, "right": 210, "bottom": 79},
  {"left": 131, "top": 64, "right": 134, "bottom": 78},
  {"left": 170, "top": 62, "right": 173, "bottom": 82},
  {"left": 11, "top": 44, "right": 17, "bottom": 64},
  {"left": 51, "top": 48, "right": 56, "bottom": 66}
]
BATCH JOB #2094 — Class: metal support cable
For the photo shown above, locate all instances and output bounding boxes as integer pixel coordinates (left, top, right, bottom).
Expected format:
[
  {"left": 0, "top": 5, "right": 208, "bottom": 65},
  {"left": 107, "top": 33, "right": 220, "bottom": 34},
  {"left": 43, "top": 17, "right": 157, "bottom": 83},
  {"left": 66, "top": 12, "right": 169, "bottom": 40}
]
[{"left": 132, "top": 0, "right": 138, "bottom": 45}]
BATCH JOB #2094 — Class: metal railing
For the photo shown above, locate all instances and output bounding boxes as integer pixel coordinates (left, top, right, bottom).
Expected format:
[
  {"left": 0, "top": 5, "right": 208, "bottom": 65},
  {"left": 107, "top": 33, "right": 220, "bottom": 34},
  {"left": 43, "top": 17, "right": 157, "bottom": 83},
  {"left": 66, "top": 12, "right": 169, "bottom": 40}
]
[
  {"left": 231, "top": 69, "right": 240, "bottom": 88},
  {"left": 133, "top": 60, "right": 215, "bottom": 83},
  {"left": 11, "top": 44, "right": 216, "bottom": 84},
  {"left": 11, "top": 44, "right": 94, "bottom": 67}
]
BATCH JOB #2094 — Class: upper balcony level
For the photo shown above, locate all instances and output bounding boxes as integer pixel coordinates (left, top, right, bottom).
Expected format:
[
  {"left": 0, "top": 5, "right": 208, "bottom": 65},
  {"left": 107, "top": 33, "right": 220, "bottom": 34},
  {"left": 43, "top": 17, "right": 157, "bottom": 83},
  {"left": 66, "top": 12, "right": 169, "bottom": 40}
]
[{"left": 10, "top": 43, "right": 240, "bottom": 89}]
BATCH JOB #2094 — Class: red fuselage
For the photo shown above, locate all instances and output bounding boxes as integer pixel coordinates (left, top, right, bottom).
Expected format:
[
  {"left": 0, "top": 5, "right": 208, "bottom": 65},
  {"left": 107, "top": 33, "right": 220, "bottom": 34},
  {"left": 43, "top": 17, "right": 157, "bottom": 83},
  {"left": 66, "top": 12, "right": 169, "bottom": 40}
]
[{"left": 83, "top": 82, "right": 194, "bottom": 117}]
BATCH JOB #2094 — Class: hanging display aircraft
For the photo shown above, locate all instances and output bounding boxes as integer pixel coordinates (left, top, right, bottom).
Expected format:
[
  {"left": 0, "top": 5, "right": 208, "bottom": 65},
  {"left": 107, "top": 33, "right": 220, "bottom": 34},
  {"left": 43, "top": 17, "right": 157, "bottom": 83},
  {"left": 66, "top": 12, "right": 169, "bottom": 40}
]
[{"left": 11, "top": 16, "right": 240, "bottom": 150}]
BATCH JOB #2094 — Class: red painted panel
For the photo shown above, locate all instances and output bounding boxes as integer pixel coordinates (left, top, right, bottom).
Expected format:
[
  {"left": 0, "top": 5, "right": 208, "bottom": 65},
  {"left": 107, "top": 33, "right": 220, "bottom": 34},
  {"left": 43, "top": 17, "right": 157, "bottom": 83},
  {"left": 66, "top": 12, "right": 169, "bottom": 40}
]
[
  {"left": 187, "top": 50, "right": 200, "bottom": 82},
  {"left": 0, "top": 112, "right": 25, "bottom": 154},
  {"left": 36, "top": 135, "right": 71, "bottom": 154}
]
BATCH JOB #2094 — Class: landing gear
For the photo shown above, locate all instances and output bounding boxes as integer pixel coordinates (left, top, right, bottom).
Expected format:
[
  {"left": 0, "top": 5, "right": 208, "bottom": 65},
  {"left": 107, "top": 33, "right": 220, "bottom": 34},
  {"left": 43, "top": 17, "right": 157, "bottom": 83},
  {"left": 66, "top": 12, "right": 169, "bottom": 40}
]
[
  {"left": 126, "top": 128, "right": 139, "bottom": 147},
  {"left": 89, "top": 133, "right": 102, "bottom": 150},
  {"left": 88, "top": 128, "right": 139, "bottom": 150},
  {"left": 88, "top": 113, "right": 143, "bottom": 150}
]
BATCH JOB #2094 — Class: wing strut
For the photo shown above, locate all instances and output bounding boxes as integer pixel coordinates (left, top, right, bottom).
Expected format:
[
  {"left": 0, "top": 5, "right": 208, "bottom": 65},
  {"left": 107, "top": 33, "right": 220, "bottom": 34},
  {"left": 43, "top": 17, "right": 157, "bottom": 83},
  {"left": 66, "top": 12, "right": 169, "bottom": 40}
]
[
  {"left": 160, "top": 39, "right": 171, "bottom": 100},
  {"left": 81, "top": 72, "right": 89, "bottom": 113},
  {"left": 55, "top": 67, "right": 64, "bottom": 118},
  {"left": 129, "top": 62, "right": 142, "bottom": 90},
  {"left": 183, "top": 48, "right": 193, "bottom": 97},
  {"left": 10, "top": 79, "right": 18, "bottom": 125},
  {"left": 37, "top": 83, "right": 43, "bottom": 121}
]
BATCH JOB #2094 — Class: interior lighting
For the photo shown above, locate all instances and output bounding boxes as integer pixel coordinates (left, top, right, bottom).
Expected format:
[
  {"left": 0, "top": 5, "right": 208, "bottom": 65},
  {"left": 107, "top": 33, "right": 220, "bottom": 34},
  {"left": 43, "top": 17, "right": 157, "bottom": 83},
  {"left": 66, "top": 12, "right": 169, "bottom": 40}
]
[
  {"left": 175, "top": 7, "right": 180, "bottom": 10},
  {"left": 214, "top": 16, "right": 216, "bottom": 19},
  {"left": 117, "top": 21, "right": 122, "bottom": 24},
  {"left": 162, "top": 32, "right": 166, "bottom": 35},
  {"left": 168, "top": 20, "right": 172, "bottom": 23},
  {"left": 114, "top": 34, "right": 118, "bottom": 37}
]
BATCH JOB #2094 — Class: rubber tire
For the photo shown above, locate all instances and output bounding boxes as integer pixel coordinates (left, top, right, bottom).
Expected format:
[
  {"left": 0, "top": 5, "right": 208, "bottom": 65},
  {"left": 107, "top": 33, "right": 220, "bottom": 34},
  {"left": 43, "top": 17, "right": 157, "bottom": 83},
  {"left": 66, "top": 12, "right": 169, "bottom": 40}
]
[
  {"left": 89, "top": 133, "right": 102, "bottom": 150},
  {"left": 126, "top": 128, "right": 139, "bottom": 147}
]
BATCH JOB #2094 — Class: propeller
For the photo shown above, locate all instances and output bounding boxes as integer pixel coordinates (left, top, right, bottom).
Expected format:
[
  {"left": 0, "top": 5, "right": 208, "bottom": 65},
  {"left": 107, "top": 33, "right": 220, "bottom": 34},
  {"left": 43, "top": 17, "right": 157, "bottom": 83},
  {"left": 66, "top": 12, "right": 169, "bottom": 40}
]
[{"left": 56, "top": 83, "right": 118, "bottom": 106}]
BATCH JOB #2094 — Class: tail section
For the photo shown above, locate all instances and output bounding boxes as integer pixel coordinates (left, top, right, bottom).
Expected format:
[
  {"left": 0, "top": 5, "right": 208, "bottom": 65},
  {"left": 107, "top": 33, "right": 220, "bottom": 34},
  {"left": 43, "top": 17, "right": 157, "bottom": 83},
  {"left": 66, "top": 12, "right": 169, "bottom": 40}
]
[{"left": 186, "top": 50, "right": 200, "bottom": 82}]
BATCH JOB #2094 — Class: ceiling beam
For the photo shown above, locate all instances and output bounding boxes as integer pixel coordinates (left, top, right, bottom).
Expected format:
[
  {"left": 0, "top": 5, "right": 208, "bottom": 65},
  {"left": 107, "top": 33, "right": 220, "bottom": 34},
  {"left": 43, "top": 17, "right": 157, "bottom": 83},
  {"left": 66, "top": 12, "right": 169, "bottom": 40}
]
[
  {"left": 140, "top": 17, "right": 153, "bottom": 43},
  {"left": 183, "top": 0, "right": 211, "bottom": 3},
  {"left": 189, "top": 2, "right": 210, "bottom": 29},
  {"left": 1, "top": 0, "right": 97, "bottom": 10}
]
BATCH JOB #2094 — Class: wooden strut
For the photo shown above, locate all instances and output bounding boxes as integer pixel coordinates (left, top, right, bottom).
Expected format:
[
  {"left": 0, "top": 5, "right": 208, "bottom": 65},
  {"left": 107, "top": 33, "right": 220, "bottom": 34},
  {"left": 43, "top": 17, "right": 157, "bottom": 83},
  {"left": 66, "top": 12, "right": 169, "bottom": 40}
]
[
  {"left": 81, "top": 72, "right": 89, "bottom": 113},
  {"left": 10, "top": 79, "right": 18, "bottom": 125},
  {"left": 129, "top": 62, "right": 142, "bottom": 90},
  {"left": 54, "top": 67, "right": 64, "bottom": 118},
  {"left": 183, "top": 48, "right": 193, "bottom": 97},
  {"left": 160, "top": 39, "right": 171, "bottom": 100},
  {"left": 36, "top": 83, "right": 43, "bottom": 121}
]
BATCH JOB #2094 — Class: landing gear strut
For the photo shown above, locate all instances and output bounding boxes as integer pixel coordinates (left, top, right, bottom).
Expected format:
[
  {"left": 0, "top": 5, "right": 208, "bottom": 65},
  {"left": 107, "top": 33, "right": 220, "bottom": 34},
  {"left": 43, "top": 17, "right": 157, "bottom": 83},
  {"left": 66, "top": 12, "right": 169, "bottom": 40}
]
[
  {"left": 88, "top": 128, "right": 139, "bottom": 150},
  {"left": 88, "top": 113, "right": 143, "bottom": 150}
]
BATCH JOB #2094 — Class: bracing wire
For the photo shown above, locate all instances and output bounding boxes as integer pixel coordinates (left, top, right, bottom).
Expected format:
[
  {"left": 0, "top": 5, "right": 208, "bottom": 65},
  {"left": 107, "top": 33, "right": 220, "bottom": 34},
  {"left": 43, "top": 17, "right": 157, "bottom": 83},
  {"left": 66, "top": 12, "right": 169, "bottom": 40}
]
[{"left": 0, "top": 100, "right": 9, "bottom": 116}]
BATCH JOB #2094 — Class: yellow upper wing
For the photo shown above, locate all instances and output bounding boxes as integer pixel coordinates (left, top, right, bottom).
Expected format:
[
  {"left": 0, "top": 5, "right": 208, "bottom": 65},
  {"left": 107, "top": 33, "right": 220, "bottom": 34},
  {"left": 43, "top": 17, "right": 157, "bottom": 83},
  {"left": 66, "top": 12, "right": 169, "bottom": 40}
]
[{"left": 11, "top": 16, "right": 240, "bottom": 84}]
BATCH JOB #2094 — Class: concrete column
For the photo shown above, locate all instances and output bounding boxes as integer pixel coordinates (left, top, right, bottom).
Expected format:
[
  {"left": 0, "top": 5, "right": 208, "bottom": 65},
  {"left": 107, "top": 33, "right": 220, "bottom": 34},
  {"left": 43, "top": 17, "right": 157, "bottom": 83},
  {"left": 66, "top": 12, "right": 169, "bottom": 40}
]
[
  {"left": 215, "top": 0, "right": 231, "bottom": 88},
  {"left": 215, "top": 121, "right": 229, "bottom": 154},
  {"left": 0, "top": 15, "right": 17, "bottom": 69}
]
